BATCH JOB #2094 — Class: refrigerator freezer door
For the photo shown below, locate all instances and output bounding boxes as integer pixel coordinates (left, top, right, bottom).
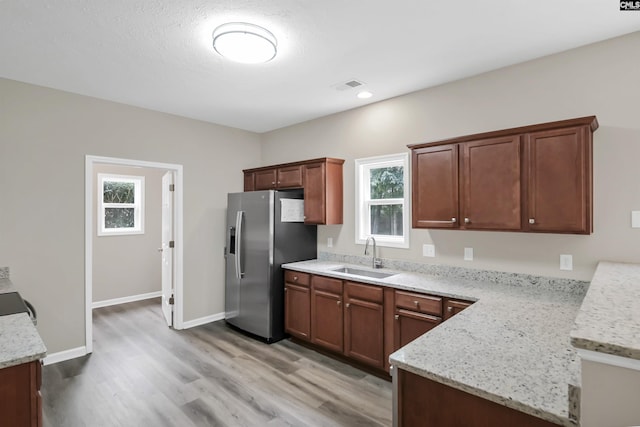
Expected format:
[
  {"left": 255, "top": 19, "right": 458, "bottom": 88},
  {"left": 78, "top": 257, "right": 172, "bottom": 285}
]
[{"left": 225, "top": 191, "right": 274, "bottom": 338}]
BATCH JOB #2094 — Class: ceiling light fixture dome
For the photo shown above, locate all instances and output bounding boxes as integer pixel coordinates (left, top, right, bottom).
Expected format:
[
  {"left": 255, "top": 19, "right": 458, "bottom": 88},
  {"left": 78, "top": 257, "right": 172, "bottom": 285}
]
[
  {"left": 212, "top": 22, "right": 277, "bottom": 64},
  {"left": 357, "top": 90, "right": 373, "bottom": 99}
]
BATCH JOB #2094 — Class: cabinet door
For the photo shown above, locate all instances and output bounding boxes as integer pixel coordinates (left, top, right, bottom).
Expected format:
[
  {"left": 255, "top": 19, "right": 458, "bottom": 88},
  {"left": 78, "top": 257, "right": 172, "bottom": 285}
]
[
  {"left": 460, "top": 136, "right": 521, "bottom": 230},
  {"left": 255, "top": 169, "right": 277, "bottom": 190},
  {"left": 344, "top": 282, "right": 384, "bottom": 368},
  {"left": 444, "top": 299, "right": 473, "bottom": 320},
  {"left": 277, "top": 165, "right": 303, "bottom": 188},
  {"left": 0, "top": 360, "right": 41, "bottom": 427},
  {"left": 284, "top": 283, "right": 311, "bottom": 340},
  {"left": 303, "top": 163, "right": 326, "bottom": 224},
  {"left": 394, "top": 309, "right": 441, "bottom": 349},
  {"left": 412, "top": 144, "right": 459, "bottom": 228},
  {"left": 311, "top": 276, "right": 343, "bottom": 353},
  {"left": 524, "top": 126, "right": 592, "bottom": 234},
  {"left": 243, "top": 172, "right": 255, "bottom": 192}
]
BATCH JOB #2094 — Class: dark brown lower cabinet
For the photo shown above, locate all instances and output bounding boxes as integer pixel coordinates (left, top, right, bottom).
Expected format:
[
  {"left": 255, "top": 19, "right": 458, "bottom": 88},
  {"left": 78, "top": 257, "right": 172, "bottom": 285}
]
[
  {"left": 0, "top": 360, "right": 42, "bottom": 427},
  {"left": 344, "top": 282, "right": 384, "bottom": 369},
  {"left": 284, "top": 283, "right": 311, "bottom": 340},
  {"left": 397, "top": 369, "right": 560, "bottom": 427},
  {"left": 310, "top": 276, "right": 344, "bottom": 353},
  {"left": 394, "top": 309, "right": 442, "bottom": 349}
]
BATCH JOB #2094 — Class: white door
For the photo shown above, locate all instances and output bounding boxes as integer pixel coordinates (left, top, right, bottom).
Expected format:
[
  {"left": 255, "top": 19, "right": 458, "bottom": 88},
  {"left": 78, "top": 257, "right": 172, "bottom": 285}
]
[{"left": 161, "top": 171, "right": 175, "bottom": 327}]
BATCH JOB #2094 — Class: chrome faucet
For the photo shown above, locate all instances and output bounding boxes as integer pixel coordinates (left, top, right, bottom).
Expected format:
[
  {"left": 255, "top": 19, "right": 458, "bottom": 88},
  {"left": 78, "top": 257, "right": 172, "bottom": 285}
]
[{"left": 364, "top": 236, "right": 382, "bottom": 269}]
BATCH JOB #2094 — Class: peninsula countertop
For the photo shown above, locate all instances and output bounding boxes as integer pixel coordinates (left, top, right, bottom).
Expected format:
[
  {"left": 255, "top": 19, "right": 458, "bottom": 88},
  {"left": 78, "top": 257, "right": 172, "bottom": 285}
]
[
  {"left": 571, "top": 261, "right": 640, "bottom": 360},
  {"left": 282, "top": 259, "right": 587, "bottom": 427},
  {"left": 0, "top": 278, "right": 47, "bottom": 369}
]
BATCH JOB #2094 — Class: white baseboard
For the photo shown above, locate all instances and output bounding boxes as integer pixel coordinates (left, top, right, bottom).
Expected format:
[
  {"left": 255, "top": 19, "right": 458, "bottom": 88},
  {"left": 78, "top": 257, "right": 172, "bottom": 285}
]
[
  {"left": 43, "top": 346, "right": 88, "bottom": 366},
  {"left": 92, "top": 291, "right": 162, "bottom": 309},
  {"left": 181, "top": 312, "right": 225, "bottom": 329}
]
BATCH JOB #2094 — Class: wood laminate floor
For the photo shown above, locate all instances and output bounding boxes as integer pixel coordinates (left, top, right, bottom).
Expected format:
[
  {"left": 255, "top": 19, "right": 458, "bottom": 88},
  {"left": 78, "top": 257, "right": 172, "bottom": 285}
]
[{"left": 41, "top": 298, "right": 392, "bottom": 427}]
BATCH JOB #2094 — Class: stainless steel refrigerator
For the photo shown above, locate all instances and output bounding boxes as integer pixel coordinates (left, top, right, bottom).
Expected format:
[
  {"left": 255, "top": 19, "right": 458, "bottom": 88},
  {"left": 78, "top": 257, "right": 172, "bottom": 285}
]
[{"left": 224, "top": 189, "right": 317, "bottom": 342}]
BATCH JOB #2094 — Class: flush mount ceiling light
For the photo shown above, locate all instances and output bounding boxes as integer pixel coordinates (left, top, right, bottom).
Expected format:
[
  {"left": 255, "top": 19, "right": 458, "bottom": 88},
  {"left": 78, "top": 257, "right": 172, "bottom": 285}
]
[
  {"left": 212, "top": 22, "right": 277, "bottom": 64},
  {"left": 357, "top": 90, "right": 373, "bottom": 99}
]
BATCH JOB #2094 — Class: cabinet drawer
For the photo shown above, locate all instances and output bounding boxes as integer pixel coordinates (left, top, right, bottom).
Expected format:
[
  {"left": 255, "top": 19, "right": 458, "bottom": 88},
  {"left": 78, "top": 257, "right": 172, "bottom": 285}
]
[
  {"left": 312, "top": 275, "right": 342, "bottom": 294},
  {"left": 285, "top": 270, "right": 310, "bottom": 287},
  {"left": 395, "top": 291, "right": 442, "bottom": 316},
  {"left": 345, "top": 281, "right": 383, "bottom": 304}
]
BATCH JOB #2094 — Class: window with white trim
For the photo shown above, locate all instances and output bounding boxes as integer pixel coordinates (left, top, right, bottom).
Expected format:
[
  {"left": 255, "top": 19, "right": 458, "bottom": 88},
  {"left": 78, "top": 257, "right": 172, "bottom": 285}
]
[
  {"left": 98, "top": 173, "right": 145, "bottom": 236},
  {"left": 355, "top": 153, "right": 410, "bottom": 248}
]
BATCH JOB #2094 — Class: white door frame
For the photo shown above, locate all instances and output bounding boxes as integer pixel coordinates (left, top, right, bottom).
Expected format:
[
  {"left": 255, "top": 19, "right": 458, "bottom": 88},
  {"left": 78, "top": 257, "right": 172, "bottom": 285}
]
[{"left": 85, "top": 155, "right": 184, "bottom": 354}]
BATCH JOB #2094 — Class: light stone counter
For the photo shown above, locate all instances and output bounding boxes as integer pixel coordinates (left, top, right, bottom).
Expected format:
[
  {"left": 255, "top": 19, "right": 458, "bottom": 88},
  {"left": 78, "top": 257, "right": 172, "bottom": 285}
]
[
  {"left": 283, "top": 258, "right": 588, "bottom": 427},
  {"left": 570, "top": 261, "right": 640, "bottom": 360},
  {"left": 0, "top": 270, "right": 47, "bottom": 369},
  {"left": 0, "top": 313, "right": 47, "bottom": 369}
]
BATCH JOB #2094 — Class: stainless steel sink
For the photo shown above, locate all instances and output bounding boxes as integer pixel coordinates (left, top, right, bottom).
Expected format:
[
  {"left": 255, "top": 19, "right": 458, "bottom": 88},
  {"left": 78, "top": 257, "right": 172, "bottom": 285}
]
[{"left": 330, "top": 267, "right": 396, "bottom": 279}]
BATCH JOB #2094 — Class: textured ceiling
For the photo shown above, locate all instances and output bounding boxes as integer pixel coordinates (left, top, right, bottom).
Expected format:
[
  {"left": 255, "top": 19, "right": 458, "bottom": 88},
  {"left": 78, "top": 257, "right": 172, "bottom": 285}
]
[{"left": 1, "top": 1, "right": 639, "bottom": 133}]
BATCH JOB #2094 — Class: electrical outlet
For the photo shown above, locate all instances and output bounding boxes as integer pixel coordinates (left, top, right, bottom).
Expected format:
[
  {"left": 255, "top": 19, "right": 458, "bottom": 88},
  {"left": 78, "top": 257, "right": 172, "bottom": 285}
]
[
  {"left": 464, "top": 247, "right": 473, "bottom": 261},
  {"left": 422, "top": 244, "right": 435, "bottom": 257},
  {"left": 560, "top": 254, "right": 573, "bottom": 271},
  {"left": 632, "top": 211, "right": 640, "bottom": 228},
  {"left": 327, "top": 237, "right": 333, "bottom": 248}
]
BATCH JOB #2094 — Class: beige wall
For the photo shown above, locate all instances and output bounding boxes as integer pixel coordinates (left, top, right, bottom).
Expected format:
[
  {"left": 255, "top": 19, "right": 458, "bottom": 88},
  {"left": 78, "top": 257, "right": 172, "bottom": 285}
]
[
  {"left": 261, "top": 31, "right": 640, "bottom": 281},
  {"left": 581, "top": 359, "right": 640, "bottom": 426},
  {"left": 92, "top": 164, "right": 165, "bottom": 303},
  {"left": 0, "top": 79, "right": 261, "bottom": 353}
]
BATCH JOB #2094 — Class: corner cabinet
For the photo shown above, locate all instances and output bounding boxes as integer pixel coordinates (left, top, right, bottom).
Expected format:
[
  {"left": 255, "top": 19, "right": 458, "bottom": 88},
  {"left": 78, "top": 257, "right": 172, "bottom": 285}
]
[
  {"left": 283, "top": 268, "right": 474, "bottom": 375},
  {"left": 243, "top": 158, "right": 344, "bottom": 225},
  {"left": 409, "top": 116, "right": 597, "bottom": 234}
]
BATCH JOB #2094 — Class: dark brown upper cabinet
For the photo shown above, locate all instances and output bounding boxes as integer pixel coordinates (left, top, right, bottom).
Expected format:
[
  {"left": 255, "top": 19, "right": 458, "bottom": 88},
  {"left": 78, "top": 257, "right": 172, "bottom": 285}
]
[
  {"left": 409, "top": 116, "right": 597, "bottom": 234},
  {"left": 243, "top": 158, "right": 344, "bottom": 225}
]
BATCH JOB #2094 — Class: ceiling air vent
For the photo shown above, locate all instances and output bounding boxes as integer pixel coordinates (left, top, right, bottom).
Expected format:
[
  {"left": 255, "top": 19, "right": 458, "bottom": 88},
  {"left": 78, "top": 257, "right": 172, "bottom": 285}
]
[{"left": 332, "top": 79, "right": 366, "bottom": 92}]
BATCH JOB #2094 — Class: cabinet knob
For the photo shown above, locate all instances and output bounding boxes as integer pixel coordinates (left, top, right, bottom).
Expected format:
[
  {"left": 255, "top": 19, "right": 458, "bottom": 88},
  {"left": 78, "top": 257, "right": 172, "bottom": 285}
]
[
  {"left": 451, "top": 218, "right": 457, "bottom": 223},
  {"left": 346, "top": 303, "right": 350, "bottom": 308},
  {"left": 293, "top": 276, "right": 298, "bottom": 281},
  {"left": 394, "top": 315, "right": 399, "bottom": 320},
  {"left": 278, "top": 181, "right": 281, "bottom": 184},
  {"left": 447, "top": 306, "right": 453, "bottom": 312},
  {"left": 284, "top": 288, "right": 287, "bottom": 292},
  {"left": 271, "top": 181, "right": 275, "bottom": 185},
  {"left": 413, "top": 300, "right": 419, "bottom": 306},
  {"left": 464, "top": 218, "right": 470, "bottom": 224},
  {"left": 337, "top": 300, "right": 341, "bottom": 306},
  {"left": 529, "top": 218, "right": 535, "bottom": 224}
]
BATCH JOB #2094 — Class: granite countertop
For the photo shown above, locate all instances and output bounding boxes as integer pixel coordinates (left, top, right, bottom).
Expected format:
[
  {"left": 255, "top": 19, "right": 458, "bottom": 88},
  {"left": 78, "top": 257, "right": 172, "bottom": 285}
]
[
  {"left": 0, "top": 276, "right": 47, "bottom": 369},
  {"left": 283, "top": 259, "right": 587, "bottom": 427},
  {"left": 570, "top": 261, "right": 640, "bottom": 360}
]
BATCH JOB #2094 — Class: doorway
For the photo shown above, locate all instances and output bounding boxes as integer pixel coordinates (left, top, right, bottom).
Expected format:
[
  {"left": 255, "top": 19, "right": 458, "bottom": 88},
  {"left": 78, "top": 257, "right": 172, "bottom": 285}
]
[{"left": 85, "top": 155, "right": 184, "bottom": 354}]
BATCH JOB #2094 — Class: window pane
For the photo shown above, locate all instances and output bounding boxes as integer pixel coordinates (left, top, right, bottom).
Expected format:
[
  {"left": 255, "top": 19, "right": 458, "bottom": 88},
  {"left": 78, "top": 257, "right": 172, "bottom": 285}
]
[
  {"left": 370, "top": 205, "right": 403, "bottom": 236},
  {"left": 104, "top": 181, "right": 135, "bottom": 203},
  {"left": 370, "top": 166, "right": 403, "bottom": 199},
  {"left": 104, "top": 208, "right": 135, "bottom": 229}
]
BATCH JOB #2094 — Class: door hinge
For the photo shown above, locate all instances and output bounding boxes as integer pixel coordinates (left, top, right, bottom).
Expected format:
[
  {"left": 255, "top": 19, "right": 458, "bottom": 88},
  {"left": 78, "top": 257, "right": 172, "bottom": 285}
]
[
  {"left": 169, "top": 184, "right": 175, "bottom": 191},
  {"left": 169, "top": 240, "right": 175, "bottom": 248},
  {"left": 169, "top": 295, "right": 175, "bottom": 305}
]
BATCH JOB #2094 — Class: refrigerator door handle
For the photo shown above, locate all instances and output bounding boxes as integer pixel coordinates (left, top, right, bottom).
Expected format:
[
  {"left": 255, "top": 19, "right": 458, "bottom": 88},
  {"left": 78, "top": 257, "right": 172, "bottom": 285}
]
[{"left": 235, "top": 210, "right": 244, "bottom": 280}]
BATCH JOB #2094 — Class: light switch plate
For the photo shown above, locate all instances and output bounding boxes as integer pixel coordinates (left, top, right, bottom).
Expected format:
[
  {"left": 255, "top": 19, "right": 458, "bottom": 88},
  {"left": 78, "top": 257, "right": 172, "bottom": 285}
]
[
  {"left": 327, "top": 237, "right": 333, "bottom": 248},
  {"left": 464, "top": 247, "right": 473, "bottom": 261},
  {"left": 632, "top": 211, "right": 640, "bottom": 228},
  {"left": 560, "top": 254, "right": 573, "bottom": 271},
  {"left": 422, "top": 244, "right": 435, "bottom": 257}
]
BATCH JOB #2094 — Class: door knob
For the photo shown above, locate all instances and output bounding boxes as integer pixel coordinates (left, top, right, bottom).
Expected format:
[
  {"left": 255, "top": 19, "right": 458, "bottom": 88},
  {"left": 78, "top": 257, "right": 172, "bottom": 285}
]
[
  {"left": 529, "top": 218, "right": 535, "bottom": 224},
  {"left": 464, "top": 218, "right": 470, "bottom": 224},
  {"left": 346, "top": 303, "right": 350, "bottom": 308},
  {"left": 451, "top": 218, "right": 457, "bottom": 223}
]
